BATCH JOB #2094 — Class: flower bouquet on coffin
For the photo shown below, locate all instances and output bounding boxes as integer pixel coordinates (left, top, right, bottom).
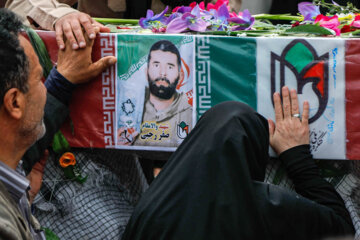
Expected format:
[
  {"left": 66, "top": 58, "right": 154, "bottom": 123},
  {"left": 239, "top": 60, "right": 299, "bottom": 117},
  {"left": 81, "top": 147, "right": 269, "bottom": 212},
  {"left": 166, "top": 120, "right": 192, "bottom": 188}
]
[
  {"left": 52, "top": 131, "right": 87, "bottom": 184},
  {"left": 94, "top": 0, "right": 360, "bottom": 38},
  {"left": 139, "top": 1, "right": 255, "bottom": 34},
  {"left": 286, "top": 0, "right": 360, "bottom": 36}
]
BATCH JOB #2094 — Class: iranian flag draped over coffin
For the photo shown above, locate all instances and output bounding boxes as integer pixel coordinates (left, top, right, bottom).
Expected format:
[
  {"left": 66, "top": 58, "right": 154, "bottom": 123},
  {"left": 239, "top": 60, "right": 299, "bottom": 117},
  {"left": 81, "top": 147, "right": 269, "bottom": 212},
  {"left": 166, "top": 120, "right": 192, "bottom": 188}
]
[{"left": 36, "top": 31, "right": 359, "bottom": 160}]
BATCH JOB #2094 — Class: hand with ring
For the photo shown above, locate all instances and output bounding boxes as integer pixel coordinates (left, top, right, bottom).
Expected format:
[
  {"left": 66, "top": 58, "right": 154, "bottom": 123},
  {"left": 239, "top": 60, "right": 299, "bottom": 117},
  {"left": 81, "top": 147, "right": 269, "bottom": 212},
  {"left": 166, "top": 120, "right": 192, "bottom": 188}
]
[
  {"left": 292, "top": 113, "right": 300, "bottom": 119},
  {"left": 268, "top": 86, "right": 310, "bottom": 155}
]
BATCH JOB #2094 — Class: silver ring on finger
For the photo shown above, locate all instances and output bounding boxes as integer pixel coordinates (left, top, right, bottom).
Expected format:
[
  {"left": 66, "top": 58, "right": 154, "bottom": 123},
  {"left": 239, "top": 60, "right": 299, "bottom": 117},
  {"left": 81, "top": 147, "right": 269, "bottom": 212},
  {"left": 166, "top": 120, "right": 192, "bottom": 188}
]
[{"left": 292, "top": 113, "right": 300, "bottom": 119}]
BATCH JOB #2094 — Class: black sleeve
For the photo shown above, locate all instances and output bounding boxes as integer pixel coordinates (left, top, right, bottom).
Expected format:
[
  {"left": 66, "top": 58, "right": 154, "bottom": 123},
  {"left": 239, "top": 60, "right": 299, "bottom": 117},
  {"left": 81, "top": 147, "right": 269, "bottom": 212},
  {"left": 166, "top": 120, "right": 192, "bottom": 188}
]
[{"left": 279, "top": 144, "right": 355, "bottom": 233}]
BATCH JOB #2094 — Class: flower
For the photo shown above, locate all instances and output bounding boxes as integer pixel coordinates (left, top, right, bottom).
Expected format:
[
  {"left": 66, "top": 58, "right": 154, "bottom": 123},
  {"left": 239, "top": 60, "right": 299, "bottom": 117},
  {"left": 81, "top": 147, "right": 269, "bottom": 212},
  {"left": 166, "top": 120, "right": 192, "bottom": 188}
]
[
  {"left": 139, "top": 6, "right": 169, "bottom": 29},
  {"left": 166, "top": 5, "right": 207, "bottom": 33},
  {"left": 298, "top": 2, "right": 321, "bottom": 21},
  {"left": 59, "top": 152, "right": 76, "bottom": 168},
  {"left": 59, "top": 152, "right": 88, "bottom": 184},
  {"left": 229, "top": 11, "right": 237, "bottom": 18},
  {"left": 217, "top": 3, "right": 230, "bottom": 20},
  {"left": 172, "top": 6, "right": 192, "bottom": 13},
  {"left": 172, "top": 6, "right": 180, "bottom": 12},
  {"left": 292, "top": 21, "right": 300, "bottom": 27},
  {"left": 207, "top": 0, "right": 229, "bottom": 11},
  {"left": 136, "top": 0, "right": 358, "bottom": 36},
  {"left": 351, "top": 15, "right": 360, "bottom": 28},
  {"left": 315, "top": 14, "right": 341, "bottom": 35},
  {"left": 166, "top": 12, "right": 181, "bottom": 25},
  {"left": 190, "top": 1, "right": 205, "bottom": 10},
  {"left": 152, "top": 27, "right": 166, "bottom": 33},
  {"left": 340, "top": 24, "right": 355, "bottom": 33},
  {"left": 116, "top": 26, "right": 132, "bottom": 30},
  {"left": 228, "top": 9, "right": 255, "bottom": 30},
  {"left": 209, "top": 3, "right": 230, "bottom": 30}
]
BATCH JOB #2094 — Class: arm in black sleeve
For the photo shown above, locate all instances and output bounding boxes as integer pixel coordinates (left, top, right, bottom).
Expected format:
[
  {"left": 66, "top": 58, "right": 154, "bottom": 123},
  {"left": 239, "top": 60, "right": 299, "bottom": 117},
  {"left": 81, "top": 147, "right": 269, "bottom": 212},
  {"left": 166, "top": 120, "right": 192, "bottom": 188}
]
[
  {"left": 22, "top": 67, "right": 76, "bottom": 173},
  {"left": 279, "top": 144, "right": 354, "bottom": 233}
]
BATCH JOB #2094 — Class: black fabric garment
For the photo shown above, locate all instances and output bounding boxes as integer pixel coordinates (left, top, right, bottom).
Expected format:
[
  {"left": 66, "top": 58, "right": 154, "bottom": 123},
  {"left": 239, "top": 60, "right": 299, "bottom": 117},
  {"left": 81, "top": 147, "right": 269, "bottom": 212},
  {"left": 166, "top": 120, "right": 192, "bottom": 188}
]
[
  {"left": 139, "top": 158, "right": 155, "bottom": 184},
  {"left": 122, "top": 101, "right": 354, "bottom": 240},
  {"left": 125, "top": 0, "right": 152, "bottom": 19},
  {"left": 279, "top": 145, "right": 354, "bottom": 231},
  {"left": 254, "top": 145, "right": 354, "bottom": 239}
]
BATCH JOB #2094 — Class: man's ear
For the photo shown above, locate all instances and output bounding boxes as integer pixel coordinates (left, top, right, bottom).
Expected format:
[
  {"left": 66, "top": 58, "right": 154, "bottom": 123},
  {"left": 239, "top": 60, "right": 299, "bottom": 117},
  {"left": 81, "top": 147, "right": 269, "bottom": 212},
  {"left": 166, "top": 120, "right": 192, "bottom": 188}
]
[{"left": 2, "top": 88, "right": 25, "bottom": 120}]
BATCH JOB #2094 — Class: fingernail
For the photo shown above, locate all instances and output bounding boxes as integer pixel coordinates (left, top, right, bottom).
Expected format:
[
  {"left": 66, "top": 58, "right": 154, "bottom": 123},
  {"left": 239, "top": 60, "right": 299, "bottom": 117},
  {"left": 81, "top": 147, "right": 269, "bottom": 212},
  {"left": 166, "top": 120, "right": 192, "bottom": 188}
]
[
  {"left": 90, "top": 33, "right": 95, "bottom": 39},
  {"left": 59, "top": 45, "right": 64, "bottom": 49},
  {"left": 72, "top": 43, "right": 78, "bottom": 49},
  {"left": 79, "top": 41, "right": 86, "bottom": 48},
  {"left": 109, "top": 58, "right": 117, "bottom": 64}
]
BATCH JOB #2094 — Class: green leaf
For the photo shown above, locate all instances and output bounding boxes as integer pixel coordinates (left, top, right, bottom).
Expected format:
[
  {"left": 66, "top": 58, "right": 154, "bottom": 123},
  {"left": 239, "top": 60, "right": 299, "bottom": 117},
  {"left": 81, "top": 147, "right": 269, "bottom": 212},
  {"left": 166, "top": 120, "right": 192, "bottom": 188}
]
[
  {"left": 52, "top": 131, "right": 70, "bottom": 154},
  {"left": 254, "top": 14, "right": 302, "bottom": 21},
  {"left": 43, "top": 228, "right": 60, "bottom": 240},
  {"left": 75, "top": 175, "right": 88, "bottom": 184},
  {"left": 285, "top": 24, "right": 334, "bottom": 35},
  {"left": 252, "top": 21, "right": 277, "bottom": 30},
  {"left": 63, "top": 165, "right": 76, "bottom": 179},
  {"left": 25, "top": 27, "right": 53, "bottom": 78},
  {"left": 341, "top": 29, "right": 360, "bottom": 37},
  {"left": 93, "top": 18, "right": 139, "bottom": 25},
  {"left": 62, "top": 165, "right": 88, "bottom": 184}
]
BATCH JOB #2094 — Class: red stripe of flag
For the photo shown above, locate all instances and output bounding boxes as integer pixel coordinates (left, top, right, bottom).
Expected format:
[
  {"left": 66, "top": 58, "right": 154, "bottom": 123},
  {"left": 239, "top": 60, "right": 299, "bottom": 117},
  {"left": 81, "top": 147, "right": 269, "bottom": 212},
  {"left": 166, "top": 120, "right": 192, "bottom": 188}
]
[{"left": 345, "top": 40, "right": 360, "bottom": 160}]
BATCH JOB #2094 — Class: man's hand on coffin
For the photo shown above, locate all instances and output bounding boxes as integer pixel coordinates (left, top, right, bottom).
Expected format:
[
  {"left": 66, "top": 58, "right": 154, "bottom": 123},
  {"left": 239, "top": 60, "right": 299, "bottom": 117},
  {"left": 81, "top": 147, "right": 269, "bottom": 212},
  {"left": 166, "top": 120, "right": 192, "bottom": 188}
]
[
  {"left": 56, "top": 27, "right": 117, "bottom": 84},
  {"left": 268, "top": 86, "right": 310, "bottom": 155},
  {"left": 55, "top": 12, "right": 110, "bottom": 50}
]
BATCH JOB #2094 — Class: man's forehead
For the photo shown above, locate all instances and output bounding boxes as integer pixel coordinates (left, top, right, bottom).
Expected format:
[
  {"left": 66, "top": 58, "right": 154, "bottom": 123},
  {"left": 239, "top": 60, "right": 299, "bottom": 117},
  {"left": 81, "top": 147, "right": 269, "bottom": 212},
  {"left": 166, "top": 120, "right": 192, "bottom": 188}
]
[
  {"left": 150, "top": 50, "right": 177, "bottom": 61},
  {"left": 19, "top": 35, "right": 35, "bottom": 59},
  {"left": 18, "top": 35, "right": 42, "bottom": 75}
]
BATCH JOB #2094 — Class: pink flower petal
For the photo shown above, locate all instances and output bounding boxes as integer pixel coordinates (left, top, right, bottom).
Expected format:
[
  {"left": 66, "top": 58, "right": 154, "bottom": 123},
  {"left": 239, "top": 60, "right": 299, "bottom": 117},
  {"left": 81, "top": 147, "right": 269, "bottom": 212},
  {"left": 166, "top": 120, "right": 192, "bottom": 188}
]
[
  {"left": 199, "top": 2, "right": 205, "bottom": 10},
  {"left": 351, "top": 20, "right": 360, "bottom": 28},
  {"left": 166, "top": 17, "right": 189, "bottom": 33},
  {"left": 189, "top": 19, "right": 207, "bottom": 32}
]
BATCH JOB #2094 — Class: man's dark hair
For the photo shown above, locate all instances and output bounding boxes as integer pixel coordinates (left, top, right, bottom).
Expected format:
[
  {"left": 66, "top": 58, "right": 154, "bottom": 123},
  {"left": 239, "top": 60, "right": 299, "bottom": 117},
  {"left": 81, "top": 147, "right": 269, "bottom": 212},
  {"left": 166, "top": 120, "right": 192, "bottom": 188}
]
[
  {"left": 148, "top": 40, "right": 181, "bottom": 70},
  {"left": 0, "top": 8, "right": 29, "bottom": 106}
]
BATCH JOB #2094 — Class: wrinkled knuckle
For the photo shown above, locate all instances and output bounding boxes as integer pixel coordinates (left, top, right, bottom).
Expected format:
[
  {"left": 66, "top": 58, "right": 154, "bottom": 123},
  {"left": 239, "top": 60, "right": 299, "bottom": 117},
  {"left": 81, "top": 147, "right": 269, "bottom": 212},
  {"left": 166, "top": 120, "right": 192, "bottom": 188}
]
[
  {"left": 80, "top": 17, "right": 91, "bottom": 25},
  {"left": 68, "top": 16, "right": 76, "bottom": 21},
  {"left": 63, "top": 26, "right": 72, "bottom": 34},
  {"left": 71, "top": 23, "right": 81, "bottom": 31},
  {"left": 79, "top": 12, "right": 90, "bottom": 19}
]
